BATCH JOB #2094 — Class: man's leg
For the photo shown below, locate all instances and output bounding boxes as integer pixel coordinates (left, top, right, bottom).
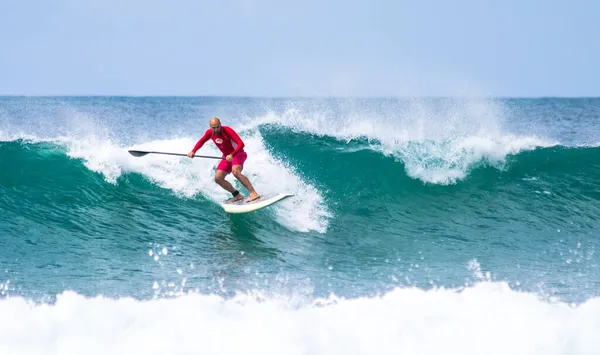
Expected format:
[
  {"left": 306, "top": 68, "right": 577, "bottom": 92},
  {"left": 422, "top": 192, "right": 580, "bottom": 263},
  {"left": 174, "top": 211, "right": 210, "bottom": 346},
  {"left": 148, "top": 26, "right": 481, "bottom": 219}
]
[
  {"left": 231, "top": 165, "right": 260, "bottom": 202},
  {"left": 215, "top": 164, "right": 244, "bottom": 202}
]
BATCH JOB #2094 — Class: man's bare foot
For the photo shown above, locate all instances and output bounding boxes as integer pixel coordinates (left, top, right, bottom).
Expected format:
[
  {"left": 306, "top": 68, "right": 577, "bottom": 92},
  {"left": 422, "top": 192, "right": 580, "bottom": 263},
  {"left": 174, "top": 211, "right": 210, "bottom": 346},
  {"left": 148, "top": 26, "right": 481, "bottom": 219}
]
[
  {"left": 227, "top": 194, "right": 244, "bottom": 203},
  {"left": 245, "top": 192, "right": 260, "bottom": 203}
]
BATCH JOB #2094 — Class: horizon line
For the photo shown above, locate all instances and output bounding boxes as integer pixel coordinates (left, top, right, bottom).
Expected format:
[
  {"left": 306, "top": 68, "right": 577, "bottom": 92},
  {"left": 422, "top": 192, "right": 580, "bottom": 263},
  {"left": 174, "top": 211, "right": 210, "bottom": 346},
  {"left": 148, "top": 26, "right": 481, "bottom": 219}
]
[{"left": 1, "top": 94, "right": 599, "bottom": 99}]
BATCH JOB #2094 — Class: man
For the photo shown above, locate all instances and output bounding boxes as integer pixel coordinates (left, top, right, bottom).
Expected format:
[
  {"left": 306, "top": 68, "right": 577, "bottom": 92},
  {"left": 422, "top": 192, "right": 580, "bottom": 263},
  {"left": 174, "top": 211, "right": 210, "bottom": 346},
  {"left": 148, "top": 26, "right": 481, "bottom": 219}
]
[{"left": 187, "top": 117, "right": 260, "bottom": 203}]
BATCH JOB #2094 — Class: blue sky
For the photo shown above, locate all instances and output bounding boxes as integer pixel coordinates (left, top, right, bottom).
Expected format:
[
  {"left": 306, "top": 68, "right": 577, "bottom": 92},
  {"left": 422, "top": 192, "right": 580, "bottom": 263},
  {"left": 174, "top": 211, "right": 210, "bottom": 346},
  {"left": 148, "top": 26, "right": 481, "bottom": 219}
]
[{"left": 1, "top": 0, "right": 598, "bottom": 97}]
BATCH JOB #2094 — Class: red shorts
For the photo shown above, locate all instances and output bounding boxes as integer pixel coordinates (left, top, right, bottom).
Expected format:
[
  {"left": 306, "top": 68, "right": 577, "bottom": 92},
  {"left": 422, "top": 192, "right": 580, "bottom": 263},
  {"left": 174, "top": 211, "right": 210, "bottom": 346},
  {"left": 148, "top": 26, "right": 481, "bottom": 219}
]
[{"left": 217, "top": 151, "right": 247, "bottom": 173}]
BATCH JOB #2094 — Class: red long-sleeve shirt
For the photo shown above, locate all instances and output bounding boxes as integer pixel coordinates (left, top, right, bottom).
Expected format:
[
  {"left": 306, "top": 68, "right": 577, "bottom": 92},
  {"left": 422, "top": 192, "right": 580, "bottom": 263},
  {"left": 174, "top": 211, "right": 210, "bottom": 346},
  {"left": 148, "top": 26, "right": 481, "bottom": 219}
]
[{"left": 191, "top": 126, "right": 245, "bottom": 157}]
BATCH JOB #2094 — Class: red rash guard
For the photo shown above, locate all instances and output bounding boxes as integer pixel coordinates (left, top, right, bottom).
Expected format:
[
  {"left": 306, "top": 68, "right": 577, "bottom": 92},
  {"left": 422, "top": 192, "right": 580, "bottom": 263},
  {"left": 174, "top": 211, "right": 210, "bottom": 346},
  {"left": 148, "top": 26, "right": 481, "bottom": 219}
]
[{"left": 191, "top": 126, "right": 245, "bottom": 157}]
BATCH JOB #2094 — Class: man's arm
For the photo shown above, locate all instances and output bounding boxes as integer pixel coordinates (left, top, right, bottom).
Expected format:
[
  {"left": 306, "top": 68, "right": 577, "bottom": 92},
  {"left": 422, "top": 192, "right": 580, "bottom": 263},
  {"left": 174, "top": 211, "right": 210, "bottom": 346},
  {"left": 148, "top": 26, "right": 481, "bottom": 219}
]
[
  {"left": 224, "top": 127, "right": 245, "bottom": 156},
  {"left": 191, "top": 129, "right": 212, "bottom": 153}
]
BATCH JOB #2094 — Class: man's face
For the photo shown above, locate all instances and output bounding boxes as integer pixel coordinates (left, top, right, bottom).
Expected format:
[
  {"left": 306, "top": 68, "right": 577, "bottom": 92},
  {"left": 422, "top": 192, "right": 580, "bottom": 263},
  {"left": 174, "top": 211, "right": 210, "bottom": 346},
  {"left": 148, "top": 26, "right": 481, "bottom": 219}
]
[{"left": 210, "top": 122, "right": 221, "bottom": 134}]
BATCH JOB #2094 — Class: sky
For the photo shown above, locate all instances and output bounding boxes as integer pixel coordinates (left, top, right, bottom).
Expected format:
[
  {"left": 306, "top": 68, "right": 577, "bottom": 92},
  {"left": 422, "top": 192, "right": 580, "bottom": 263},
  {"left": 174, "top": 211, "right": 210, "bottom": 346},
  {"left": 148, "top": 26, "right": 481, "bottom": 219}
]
[{"left": 0, "top": 0, "right": 598, "bottom": 97}]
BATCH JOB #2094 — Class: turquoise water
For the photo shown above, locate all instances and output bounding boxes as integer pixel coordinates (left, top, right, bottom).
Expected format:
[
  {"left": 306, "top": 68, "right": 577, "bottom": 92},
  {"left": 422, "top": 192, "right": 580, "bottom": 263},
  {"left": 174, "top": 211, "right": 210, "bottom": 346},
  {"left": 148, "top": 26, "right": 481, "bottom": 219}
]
[{"left": 1, "top": 96, "right": 599, "bottom": 354}]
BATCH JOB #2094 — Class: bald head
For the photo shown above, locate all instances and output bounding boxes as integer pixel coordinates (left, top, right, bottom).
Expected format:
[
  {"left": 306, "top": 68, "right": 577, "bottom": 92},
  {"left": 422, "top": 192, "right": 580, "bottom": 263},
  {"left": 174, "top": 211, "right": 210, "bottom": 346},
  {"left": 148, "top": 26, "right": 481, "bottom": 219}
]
[{"left": 209, "top": 116, "right": 222, "bottom": 134}]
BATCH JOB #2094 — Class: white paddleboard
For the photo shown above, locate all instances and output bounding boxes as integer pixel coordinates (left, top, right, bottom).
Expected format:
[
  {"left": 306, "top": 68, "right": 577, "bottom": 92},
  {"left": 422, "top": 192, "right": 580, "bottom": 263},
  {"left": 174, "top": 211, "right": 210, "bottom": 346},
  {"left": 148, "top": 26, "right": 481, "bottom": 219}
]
[{"left": 221, "top": 193, "right": 294, "bottom": 214}]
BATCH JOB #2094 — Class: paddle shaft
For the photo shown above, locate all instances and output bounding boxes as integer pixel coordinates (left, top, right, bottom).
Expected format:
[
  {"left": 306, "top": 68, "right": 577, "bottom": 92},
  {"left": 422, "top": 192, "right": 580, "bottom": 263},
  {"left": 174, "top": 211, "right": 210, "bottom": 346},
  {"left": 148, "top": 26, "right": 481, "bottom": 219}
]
[{"left": 128, "top": 150, "right": 223, "bottom": 160}]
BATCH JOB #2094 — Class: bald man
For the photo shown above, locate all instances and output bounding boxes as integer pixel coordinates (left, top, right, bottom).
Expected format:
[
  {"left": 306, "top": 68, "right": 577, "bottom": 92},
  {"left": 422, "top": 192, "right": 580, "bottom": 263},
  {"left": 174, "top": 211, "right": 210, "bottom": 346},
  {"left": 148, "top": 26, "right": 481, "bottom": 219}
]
[{"left": 187, "top": 117, "right": 260, "bottom": 203}]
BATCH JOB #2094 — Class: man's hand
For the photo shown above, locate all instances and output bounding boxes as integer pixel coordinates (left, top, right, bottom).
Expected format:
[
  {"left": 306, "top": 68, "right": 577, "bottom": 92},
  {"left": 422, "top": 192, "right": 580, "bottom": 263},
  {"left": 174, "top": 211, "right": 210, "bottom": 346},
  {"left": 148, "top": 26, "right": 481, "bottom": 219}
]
[
  {"left": 226, "top": 155, "right": 233, "bottom": 162},
  {"left": 187, "top": 151, "right": 195, "bottom": 158}
]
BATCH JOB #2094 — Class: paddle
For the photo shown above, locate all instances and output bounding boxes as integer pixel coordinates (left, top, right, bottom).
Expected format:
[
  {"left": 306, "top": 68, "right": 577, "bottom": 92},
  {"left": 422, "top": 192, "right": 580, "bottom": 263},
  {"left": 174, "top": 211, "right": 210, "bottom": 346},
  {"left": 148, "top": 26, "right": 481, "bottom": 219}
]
[{"left": 128, "top": 150, "right": 223, "bottom": 160}]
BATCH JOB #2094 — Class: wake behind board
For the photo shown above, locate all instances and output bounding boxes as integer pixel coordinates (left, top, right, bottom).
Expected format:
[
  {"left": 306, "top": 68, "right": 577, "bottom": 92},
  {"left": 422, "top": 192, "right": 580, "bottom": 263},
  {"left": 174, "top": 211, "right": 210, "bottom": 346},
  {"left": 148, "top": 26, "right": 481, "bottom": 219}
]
[{"left": 221, "top": 193, "right": 294, "bottom": 214}]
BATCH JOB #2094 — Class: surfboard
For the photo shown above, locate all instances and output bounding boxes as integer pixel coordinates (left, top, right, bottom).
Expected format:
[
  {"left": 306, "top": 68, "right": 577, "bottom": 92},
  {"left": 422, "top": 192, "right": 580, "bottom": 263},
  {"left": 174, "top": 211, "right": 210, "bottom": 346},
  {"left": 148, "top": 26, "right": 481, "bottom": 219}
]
[{"left": 221, "top": 193, "right": 294, "bottom": 214}]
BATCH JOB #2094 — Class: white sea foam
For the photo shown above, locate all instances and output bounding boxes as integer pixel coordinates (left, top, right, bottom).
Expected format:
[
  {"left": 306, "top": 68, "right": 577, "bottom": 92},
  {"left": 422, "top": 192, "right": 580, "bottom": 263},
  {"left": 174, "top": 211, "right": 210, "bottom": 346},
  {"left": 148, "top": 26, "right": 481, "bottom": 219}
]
[{"left": 1, "top": 281, "right": 598, "bottom": 355}]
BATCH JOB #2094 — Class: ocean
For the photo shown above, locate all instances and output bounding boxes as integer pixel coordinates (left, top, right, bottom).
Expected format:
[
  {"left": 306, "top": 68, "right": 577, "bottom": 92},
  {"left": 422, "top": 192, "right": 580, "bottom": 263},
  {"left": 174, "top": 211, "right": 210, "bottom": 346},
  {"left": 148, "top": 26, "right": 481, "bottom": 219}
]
[{"left": 1, "top": 96, "right": 599, "bottom": 354}]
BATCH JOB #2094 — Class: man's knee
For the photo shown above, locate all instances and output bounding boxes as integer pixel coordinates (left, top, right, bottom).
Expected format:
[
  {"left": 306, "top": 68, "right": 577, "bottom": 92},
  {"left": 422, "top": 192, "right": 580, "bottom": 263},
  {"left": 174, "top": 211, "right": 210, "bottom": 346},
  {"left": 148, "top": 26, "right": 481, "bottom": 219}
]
[
  {"left": 215, "top": 171, "right": 227, "bottom": 183},
  {"left": 232, "top": 166, "right": 243, "bottom": 178}
]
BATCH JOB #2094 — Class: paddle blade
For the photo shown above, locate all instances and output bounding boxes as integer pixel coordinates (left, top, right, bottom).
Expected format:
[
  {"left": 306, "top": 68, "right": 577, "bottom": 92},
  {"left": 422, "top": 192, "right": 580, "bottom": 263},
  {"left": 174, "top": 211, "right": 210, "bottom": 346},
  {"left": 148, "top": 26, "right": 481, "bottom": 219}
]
[{"left": 128, "top": 150, "right": 150, "bottom": 157}]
